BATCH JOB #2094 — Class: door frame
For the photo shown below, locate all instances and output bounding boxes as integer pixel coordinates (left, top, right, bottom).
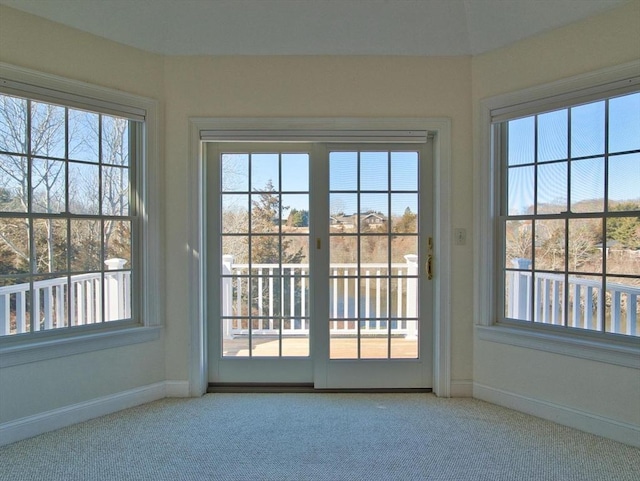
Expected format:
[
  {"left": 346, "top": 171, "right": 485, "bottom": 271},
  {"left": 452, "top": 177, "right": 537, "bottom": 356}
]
[{"left": 187, "top": 118, "right": 452, "bottom": 396}]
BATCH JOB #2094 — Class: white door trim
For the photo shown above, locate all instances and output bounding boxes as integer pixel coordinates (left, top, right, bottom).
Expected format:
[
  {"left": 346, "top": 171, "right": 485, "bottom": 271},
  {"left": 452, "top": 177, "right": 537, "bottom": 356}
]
[{"left": 187, "top": 118, "right": 452, "bottom": 396}]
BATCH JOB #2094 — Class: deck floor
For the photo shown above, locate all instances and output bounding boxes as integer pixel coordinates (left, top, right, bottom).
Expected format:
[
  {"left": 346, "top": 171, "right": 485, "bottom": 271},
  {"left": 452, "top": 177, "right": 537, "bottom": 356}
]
[{"left": 222, "top": 336, "right": 419, "bottom": 359}]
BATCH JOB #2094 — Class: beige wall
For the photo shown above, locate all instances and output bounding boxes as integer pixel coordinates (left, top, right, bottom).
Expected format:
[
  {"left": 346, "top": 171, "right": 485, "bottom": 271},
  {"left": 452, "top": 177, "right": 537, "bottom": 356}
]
[
  {"left": 472, "top": 0, "right": 640, "bottom": 427},
  {"left": 0, "top": 6, "right": 166, "bottom": 423},
  {"left": 163, "top": 55, "right": 474, "bottom": 383}
]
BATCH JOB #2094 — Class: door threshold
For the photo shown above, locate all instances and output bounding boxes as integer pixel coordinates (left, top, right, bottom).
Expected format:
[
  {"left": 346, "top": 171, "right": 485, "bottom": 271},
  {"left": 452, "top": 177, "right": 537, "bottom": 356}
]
[{"left": 208, "top": 383, "right": 432, "bottom": 394}]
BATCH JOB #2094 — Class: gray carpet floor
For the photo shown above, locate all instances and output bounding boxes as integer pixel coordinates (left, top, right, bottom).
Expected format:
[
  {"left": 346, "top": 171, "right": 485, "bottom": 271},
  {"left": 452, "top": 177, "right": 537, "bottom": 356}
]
[{"left": 1, "top": 393, "right": 638, "bottom": 481}]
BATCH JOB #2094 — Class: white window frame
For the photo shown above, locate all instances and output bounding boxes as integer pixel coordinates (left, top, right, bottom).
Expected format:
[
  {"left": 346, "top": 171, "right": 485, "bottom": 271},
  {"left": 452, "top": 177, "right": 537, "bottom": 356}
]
[
  {"left": 0, "top": 63, "right": 162, "bottom": 367},
  {"left": 188, "top": 117, "right": 452, "bottom": 396},
  {"left": 475, "top": 60, "right": 640, "bottom": 369}
]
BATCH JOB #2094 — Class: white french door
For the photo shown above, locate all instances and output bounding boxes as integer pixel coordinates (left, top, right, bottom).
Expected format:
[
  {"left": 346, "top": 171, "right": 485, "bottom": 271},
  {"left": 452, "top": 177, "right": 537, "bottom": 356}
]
[{"left": 206, "top": 141, "right": 433, "bottom": 388}]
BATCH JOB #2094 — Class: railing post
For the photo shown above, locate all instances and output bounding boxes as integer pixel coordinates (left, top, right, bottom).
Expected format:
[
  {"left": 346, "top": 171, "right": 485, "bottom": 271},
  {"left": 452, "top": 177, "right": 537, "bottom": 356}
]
[
  {"left": 511, "top": 258, "right": 531, "bottom": 321},
  {"left": 222, "top": 255, "right": 234, "bottom": 339},
  {"left": 404, "top": 254, "right": 418, "bottom": 339},
  {"left": 104, "top": 258, "right": 127, "bottom": 321}
]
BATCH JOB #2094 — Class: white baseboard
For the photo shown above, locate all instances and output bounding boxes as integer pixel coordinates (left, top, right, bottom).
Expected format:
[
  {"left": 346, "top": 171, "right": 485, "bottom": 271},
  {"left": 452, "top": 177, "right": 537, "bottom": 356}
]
[
  {"left": 450, "top": 380, "right": 473, "bottom": 397},
  {"left": 0, "top": 381, "right": 190, "bottom": 446},
  {"left": 165, "top": 380, "right": 190, "bottom": 398},
  {"left": 473, "top": 383, "right": 640, "bottom": 448}
]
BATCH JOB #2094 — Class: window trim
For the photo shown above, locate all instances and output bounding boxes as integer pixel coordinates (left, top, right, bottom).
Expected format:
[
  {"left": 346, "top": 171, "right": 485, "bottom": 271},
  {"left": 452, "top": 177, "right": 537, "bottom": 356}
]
[
  {"left": 0, "top": 63, "right": 162, "bottom": 367},
  {"left": 475, "top": 60, "right": 640, "bottom": 367}
]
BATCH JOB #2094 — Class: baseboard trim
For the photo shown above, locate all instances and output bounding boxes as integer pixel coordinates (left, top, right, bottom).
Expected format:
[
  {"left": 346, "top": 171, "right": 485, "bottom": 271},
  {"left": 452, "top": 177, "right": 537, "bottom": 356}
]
[
  {"left": 165, "top": 381, "right": 190, "bottom": 398},
  {"left": 0, "top": 382, "right": 171, "bottom": 446},
  {"left": 450, "top": 380, "right": 473, "bottom": 397},
  {"left": 473, "top": 383, "right": 640, "bottom": 447}
]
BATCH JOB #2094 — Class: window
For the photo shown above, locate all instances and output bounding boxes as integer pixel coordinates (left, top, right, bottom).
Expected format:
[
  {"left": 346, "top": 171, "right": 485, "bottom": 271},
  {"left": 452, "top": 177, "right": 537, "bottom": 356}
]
[
  {"left": 0, "top": 64, "right": 160, "bottom": 360},
  {"left": 496, "top": 90, "right": 639, "bottom": 338}
]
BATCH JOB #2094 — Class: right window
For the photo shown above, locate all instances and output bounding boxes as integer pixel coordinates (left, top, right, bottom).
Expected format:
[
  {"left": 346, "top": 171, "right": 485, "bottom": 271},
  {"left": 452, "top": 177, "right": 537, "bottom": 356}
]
[{"left": 499, "top": 91, "right": 640, "bottom": 337}]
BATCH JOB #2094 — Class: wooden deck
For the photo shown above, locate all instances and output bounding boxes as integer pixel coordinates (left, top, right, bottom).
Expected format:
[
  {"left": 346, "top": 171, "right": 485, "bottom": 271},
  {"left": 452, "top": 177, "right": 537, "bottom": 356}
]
[{"left": 223, "top": 336, "right": 418, "bottom": 359}]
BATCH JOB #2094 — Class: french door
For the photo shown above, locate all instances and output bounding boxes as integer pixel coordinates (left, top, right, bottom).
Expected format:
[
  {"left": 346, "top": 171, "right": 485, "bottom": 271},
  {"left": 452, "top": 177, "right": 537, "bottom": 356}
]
[{"left": 206, "top": 141, "right": 433, "bottom": 388}]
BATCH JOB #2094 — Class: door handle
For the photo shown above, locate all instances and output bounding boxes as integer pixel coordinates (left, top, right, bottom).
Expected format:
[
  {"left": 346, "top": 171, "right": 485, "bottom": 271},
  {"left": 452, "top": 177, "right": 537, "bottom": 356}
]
[{"left": 427, "top": 255, "right": 433, "bottom": 280}]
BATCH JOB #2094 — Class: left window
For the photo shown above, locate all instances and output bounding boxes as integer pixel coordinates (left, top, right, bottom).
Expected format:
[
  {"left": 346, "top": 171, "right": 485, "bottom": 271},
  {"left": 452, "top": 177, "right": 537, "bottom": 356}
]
[{"left": 0, "top": 65, "right": 159, "bottom": 344}]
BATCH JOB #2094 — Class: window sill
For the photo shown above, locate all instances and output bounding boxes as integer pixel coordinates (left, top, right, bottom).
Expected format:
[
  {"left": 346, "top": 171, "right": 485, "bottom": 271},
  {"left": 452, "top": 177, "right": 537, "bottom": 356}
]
[
  {"left": 0, "top": 326, "right": 161, "bottom": 368},
  {"left": 476, "top": 324, "right": 640, "bottom": 369}
]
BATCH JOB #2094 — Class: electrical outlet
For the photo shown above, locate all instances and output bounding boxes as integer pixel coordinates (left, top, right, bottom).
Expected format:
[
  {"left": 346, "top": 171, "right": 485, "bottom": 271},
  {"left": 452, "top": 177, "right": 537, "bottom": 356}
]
[{"left": 454, "top": 228, "right": 466, "bottom": 246}]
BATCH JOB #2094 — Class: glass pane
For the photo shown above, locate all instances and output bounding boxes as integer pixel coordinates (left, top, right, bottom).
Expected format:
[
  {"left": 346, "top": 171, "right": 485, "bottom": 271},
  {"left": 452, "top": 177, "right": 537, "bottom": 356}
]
[
  {"left": 251, "top": 193, "right": 279, "bottom": 233},
  {"left": 251, "top": 153, "right": 278, "bottom": 191},
  {"left": 223, "top": 334, "right": 249, "bottom": 357},
  {"left": 70, "top": 271, "right": 104, "bottom": 327},
  {"left": 70, "top": 219, "right": 101, "bottom": 272},
  {"left": 69, "top": 162, "right": 99, "bottom": 215},
  {"left": 568, "top": 218, "right": 601, "bottom": 273},
  {"left": 104, "top": 219, "right": 131, "bottom": 265},
  {"left": 535, "top": 219, "right": 565, "bottom": 271},
  {"left": 360, "top": 334, "right": 388, "bottom": 359},
  {"left": 222, "top": 236, "right": 248, "bottom": 269},
  {"left": 330, "top": 236, "right": 357, "bottom": 265},
  {"left": 608, "top": 153, "right": 640, "bottom": 208},
  {"left": 571, "top": 158, "right": 604, "bottom": 213},
  {"left": 250, "top": 276, "right": 281, "bottom": 317},
  {"left": 359, "top": 276, "right": 387, "bottom": 319},
  {"left": 0, "top": 217, "right": 29, "bottom": 274},
  {"left": 221, "top": 276, "right": 249, "bottom": 318},
  {"left": 360, "top": 151, "right": 388, "bottom": 191},
  {"left": 360, "top": 194, "right": 388, "bottom": 232},
  {"left": 606, "top": 216, "right": 640, "bottom": 276},
  {"left": 538, "top": 109, "right": 567, "bottom": 162},
  {"left": 391, "top": 194, "right": 418, "bottom": 233},
  {"left": 609, "top": 92, "right": 640, "bottom": 154},
  {"left": 102, "top": 116, "right": 129, "bottom": 166},
  {"left": 606, "top": 276, "right": 639, "bottom": 336},
  {"left": 567, "top": 275, "right": 602, "bottom": 331},
  {"left": 221, "top": 153, "right": 248, "bottom": 192},
  {"left": 329, "top": 276, "right": 358, "bottom": 319},
  {"left": 360, "top": 235, "right": 388, "bottom": 270},
  {"left": 508, "top": 165, "right": 534, "bottom": 215},
  {"left": 32, "top": 158, "right": 65, "bottom": 213},
  {"left": 391, "top": 236, "right": 418, "bottom": 265},
  {"left": 330, "top": 151, "right": 357, "bottom": 191},
  {"left": 571, "top": 101, "right": 605, "bottom": 158},
  {"left": 31, "top": 101, "right": 65, "bottom": 158},
  {"left": 507, "top": 117, "right": 534, "bottom": 166},
  {"left": 505, "top": 271, "right": 532, "bottom": 321},
  {"left": 330, "top": 325, "right": 358, "bottom": 359},
  {"left": 34, "top": 218, "right": 67, "bottom": 274},
  {"left": 533, "top": 271, "right": 565, "bottom": 326},
  {"left": 102, "top": 166, "right": 129, "bottom": 216},
  {"left": 221, "top": 194, "right": 248, "bottom": 234},
  {"left": 0, "top": 154, "right": 28, "bottom": 212},
  {"left": 390, "top": 277, "right": 418, "bottom": 320},
  {"left": 281, "top": 153, "right": 309, "bottom": 192},
  {"left": 34, "top": 274, "right": 68, "bottom": 329},
  {"left": 282, "top": 329, "right": 309, "bottom": 357},
  {"left": 330, "top": 193, "right": 357, "bottom": 231},
  {"left": 391, "top": 325, "right": 418, "bottom": 358},
  {"left": 282, "top": 236, "right": 308, "bottom": 266},
  {"left": 282, "top": 194, "right": 309, "bottom": 231},
  {"left": 0, "top": 94, "right": 27, "bottom": 154},
  {"left": 68, "top": 109, "right": 99, "bottom": 163},
  {"left": 537, "top": 162, "right": 567, "bottom": 214},
  {"left": 251, "top": 235, "right": 281, "bottom": 264},
  {"left": 505, "top": 220, "right": 533, "bottom": 269},
  {"left": 391, "top": 151, "right": 418, "bottom": 191},
  {"left": 0, "top": 279, "right": 31, "bottom": 335}
]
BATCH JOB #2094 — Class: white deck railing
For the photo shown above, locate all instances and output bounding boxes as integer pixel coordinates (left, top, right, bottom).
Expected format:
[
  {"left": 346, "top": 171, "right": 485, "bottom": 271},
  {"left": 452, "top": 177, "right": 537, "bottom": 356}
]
[
  {"left": 508, "top": 268, "right": 639, "bottom": 336},
  {"left": 0, "top": 259, "right": 131, "bottom": 335},
  {"left": 222, "top": 254, "right": 419, "bottom": 339}
]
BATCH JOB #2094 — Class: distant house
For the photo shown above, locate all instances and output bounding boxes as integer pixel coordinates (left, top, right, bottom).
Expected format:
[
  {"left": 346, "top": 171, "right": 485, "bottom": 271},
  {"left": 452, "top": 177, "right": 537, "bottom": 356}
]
[{"left": 330, "top": 212, "right": 386, "bottom": 229}]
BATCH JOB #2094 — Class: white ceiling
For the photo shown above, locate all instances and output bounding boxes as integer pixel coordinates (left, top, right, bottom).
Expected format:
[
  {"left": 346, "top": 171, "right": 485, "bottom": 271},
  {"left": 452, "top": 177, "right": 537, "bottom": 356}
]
[{"left": 0, "top": 0, "right": 630, "bottom": 56}]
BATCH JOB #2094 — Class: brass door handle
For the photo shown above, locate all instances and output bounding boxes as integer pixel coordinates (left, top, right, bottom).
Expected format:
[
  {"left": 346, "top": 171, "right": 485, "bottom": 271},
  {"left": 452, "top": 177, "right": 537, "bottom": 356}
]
[{"left": 427, "top": 255, "right": 433, "bottom": 280}]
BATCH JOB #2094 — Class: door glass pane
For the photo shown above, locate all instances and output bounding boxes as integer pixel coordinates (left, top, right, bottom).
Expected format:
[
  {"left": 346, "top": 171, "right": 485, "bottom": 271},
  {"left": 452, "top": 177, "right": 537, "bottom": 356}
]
[
  {"left": 330, "top": 149, "right": 420, "bottom": 359},
  {"left": 221, "top": 151, "right": 310, "bottom": 357}
]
